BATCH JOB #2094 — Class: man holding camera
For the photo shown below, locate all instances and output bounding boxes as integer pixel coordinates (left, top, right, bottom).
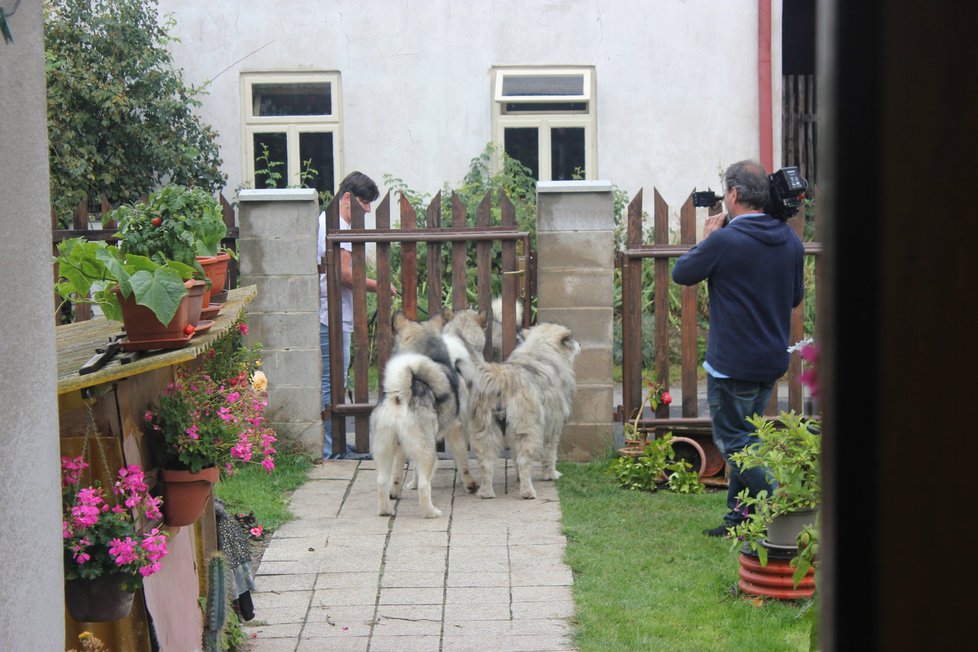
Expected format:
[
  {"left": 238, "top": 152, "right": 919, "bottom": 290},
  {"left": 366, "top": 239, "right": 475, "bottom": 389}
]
[{"left": 672, "top": 159, "right": 804, "bottom": 537}]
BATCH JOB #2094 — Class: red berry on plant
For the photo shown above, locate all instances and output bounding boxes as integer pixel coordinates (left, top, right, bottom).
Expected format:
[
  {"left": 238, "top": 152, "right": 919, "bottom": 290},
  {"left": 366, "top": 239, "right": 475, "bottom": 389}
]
[{"left": 151, "top": 216, "right": 162, "bottom": 227}]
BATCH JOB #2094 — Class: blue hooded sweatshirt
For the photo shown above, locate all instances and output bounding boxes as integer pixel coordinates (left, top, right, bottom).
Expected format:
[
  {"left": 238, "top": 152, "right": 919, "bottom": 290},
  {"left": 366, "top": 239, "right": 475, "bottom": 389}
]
[{"left": 672, "top": 213, "right": 804, "bottom": 382}]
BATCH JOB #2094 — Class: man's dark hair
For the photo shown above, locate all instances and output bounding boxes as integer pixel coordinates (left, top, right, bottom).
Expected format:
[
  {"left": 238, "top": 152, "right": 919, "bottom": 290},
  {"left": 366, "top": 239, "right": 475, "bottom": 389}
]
[
  {"left": 724, "top": 160, "right": 770, "bottom": 211},
  {"left": 337, "top": 171, "right": 380, "bottom": 203}
]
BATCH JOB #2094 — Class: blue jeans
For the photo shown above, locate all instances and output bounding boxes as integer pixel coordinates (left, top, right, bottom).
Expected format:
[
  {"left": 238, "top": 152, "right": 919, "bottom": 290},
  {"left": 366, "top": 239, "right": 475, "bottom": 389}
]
[
  {"left": 321, "top": 322, "right": 351, "bottom": 457},
  {"left": 707, "top": 375, "right": 776, "bottom": 526}
]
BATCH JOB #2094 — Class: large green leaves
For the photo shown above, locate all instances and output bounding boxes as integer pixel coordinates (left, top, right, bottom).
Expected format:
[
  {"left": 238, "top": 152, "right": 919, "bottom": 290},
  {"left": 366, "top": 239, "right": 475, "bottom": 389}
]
[
  {"left": 54, "top": 237, "right": 194, "bottom": 324},
  {"left": 127, "top": 267, "right": 189, "bottom": 325}
]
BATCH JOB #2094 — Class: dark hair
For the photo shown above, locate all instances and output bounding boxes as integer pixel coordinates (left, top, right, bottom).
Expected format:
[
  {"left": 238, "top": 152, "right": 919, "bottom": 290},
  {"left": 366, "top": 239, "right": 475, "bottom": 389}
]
[
  {"left": 337, "top": 171, "right": 379, "bottom": 203},
  {"left": 724, "top": 160, "right": 770, "bottom": 211}
]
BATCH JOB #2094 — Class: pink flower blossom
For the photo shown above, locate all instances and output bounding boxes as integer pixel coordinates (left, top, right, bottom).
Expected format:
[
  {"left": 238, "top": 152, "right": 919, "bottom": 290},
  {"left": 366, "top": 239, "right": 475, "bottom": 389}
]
[
  {"left": 226, "top": 391, "right": 240, "bottom": 404},
  {"left": 144, "top": 497, "right": 163, "bottom": 521},
  {"left": 108, "top": 537, "right": 139, "bottom": 566},
  {"left": 231, "top": 441, "right": 253, "bottom": 462},
  {"left": 249, "top": 525, "right": 263, "bottom": 538},
  {"left": 261, "top": 457, "right": 275, "bottom": 474},
  {"left": 238, "top": 323, "right": 248, "bottom": 336}
]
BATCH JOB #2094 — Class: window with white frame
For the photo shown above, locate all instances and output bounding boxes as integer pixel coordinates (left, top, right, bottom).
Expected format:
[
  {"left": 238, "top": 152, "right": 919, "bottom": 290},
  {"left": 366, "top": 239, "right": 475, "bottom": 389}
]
[
  {"left": 241, "top": 72, "right": 342, "bottom": 196},
  {"left": 491, "top": 67, "right": 597, "bottom": 181}
]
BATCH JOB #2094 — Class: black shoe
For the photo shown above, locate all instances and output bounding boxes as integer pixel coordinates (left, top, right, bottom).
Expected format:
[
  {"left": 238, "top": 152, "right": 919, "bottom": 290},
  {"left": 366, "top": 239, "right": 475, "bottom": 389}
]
[{"left": 702, "top": 523, "right": 733, "bottom": 537}]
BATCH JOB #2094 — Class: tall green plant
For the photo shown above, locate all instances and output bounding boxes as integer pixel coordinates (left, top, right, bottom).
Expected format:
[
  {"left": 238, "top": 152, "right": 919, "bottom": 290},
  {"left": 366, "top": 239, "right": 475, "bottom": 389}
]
[{"left": 45, "top": 0, "right": 225, "bottom": 224}]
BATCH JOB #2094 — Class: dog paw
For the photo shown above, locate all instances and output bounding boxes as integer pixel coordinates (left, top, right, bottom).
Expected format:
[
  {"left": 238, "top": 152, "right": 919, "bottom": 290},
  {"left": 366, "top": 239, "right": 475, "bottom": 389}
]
[
  {"left": 542, "top": 469, "right": 562, "bottom": 481},
  {"left": 422, "top": 507, "right": 443, "bottom": 519},
  {"left": 477, "top": 486, "right": 496, "bottom": 499},
  {"left": 464, "top": 480, "right": 478, "bottom": 494},
  {"left": 520, "top": 487, "right": 537, "bottom": 500}
]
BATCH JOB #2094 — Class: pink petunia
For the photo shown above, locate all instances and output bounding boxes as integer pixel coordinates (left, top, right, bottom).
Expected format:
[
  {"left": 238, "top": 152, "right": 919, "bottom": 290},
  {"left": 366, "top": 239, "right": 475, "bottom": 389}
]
[
  {"left": 261, "top": 457, "right": 275, "bottom": 474},
  {"left": 238, "top": 323, "right": 248, "bottom": 336},
  {"left": 226, "top": 391, "right": 240, "bottom": 404}
]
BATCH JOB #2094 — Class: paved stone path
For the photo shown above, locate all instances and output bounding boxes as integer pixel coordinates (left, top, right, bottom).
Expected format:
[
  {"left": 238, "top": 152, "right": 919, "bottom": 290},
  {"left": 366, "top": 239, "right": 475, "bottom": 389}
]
[{"left": 242, "top": 458, "right": 577, "bottom": 652}]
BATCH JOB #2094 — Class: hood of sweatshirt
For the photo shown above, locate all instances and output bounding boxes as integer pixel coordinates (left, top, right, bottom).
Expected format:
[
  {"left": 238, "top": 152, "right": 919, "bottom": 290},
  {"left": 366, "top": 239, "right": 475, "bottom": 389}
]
[{"left": 727, "top": 213, "right": 793, "bottom": 246}]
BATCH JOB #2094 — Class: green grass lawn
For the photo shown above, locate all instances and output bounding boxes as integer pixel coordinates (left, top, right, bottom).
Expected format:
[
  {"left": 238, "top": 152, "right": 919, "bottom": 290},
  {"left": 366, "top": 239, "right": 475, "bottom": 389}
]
[
  {"left": 556, "top": 458, "right": 814, "bottom": 652},
  {"left": 214, "top": 442, "right": 315, "bottom": 531}
]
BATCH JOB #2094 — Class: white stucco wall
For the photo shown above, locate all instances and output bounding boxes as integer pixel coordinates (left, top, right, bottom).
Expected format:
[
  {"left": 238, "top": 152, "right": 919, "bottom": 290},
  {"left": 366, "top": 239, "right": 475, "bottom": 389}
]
[
  {"left": 0, "top": 1, "right": 66, "bottom": 647},
  {"left": 158, "top": 0, "right": 781, "bottom": 222}
]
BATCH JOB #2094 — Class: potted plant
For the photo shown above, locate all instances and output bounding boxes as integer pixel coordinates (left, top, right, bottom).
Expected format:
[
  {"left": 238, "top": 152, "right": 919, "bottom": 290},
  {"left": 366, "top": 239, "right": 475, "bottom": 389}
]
[
  {"left": 728, "top": 410, "right": 821, "bottom": 569},
  {"left": 111, "top": 185, "right": 233, "bottom": 309},
  {"left": 62, "top": 456, "right": 169, "bottom": 622},
  {"left": 620, "top": 377, "right": 672, "bottom": 456},
  {"left": 144, "top": 322, "right": 276, "bottom": 525},
  {"left": 54, "top": 238, "right": 198, "bottom": 346}
]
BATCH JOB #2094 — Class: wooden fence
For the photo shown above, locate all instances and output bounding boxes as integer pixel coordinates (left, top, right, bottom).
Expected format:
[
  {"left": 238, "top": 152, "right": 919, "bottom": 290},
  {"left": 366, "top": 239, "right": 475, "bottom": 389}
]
[
  {"left": 322, "top": 189, "right": 535, "bottom": 453},
  {"left": 52, "top": 192, "right": 240, "bottom": 323},
  {"left": 783, "top": 74, "right": 818, "bottom": 185},
  {"left": 617, "top": 186, "right": 823, "bottom": 449}
]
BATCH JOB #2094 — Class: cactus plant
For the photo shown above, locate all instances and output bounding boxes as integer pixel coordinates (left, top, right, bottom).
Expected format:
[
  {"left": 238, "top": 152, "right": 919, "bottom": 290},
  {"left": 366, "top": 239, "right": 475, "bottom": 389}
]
[{"left": 202, "top": 551, "right": 231, "bottom": 652}]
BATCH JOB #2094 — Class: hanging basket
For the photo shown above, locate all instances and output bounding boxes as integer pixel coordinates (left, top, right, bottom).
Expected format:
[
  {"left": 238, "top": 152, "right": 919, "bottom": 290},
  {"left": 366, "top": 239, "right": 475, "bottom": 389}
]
[
  {"left": 160, "top": 466, "right": 220, "bottom": 526},
  {"left": 65, "top": 575, "right": 135, "bottom": 622}
]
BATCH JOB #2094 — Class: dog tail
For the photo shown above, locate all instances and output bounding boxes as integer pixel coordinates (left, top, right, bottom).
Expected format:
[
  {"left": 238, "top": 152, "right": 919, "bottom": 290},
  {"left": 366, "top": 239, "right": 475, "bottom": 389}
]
[
  {"left": 382, "top": 352, "right": 455, "bottom": 407},
  {"left": 491, "top": 295, "right": 524, "bottom": 325}
]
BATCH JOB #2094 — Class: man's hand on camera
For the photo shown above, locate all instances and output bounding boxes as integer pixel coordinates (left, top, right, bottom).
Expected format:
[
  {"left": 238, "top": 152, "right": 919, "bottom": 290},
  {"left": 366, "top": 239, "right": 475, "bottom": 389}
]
[{"left": 703, "top": 213, "right": 727, "bottom": 239}]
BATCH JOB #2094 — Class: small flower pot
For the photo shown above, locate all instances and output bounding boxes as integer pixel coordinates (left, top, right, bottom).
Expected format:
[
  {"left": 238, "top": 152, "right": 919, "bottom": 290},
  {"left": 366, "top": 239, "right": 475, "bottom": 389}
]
[
  {"left": 186, "top": 279, "right": 207, "bottom": 326},
  {"left": 160, "top": 466, "right": 220, "bottom": 526},
  {"left": 196, "top": 252, "right": 231, "bottom": 307},
  {"left": 65, "top": 575, "right": 135, "bottom": 622},
  {"left": 766, "top": 508, "right": 818, "bottom": 548}
]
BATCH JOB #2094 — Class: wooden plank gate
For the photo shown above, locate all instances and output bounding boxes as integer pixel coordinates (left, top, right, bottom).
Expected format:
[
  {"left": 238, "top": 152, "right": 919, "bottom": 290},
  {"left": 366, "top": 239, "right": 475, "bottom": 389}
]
[
  {"left": 616, "top": 186, "right": 824, "bottom": 481},
  {"left": 322, "top": 189, "right": 535, "bottom": 454}
]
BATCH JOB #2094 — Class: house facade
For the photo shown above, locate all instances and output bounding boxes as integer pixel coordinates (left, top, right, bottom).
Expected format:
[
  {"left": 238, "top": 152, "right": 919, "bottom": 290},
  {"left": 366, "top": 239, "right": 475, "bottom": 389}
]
[{"left": 158, "top": 0, "right": 785, "bottom": 221}]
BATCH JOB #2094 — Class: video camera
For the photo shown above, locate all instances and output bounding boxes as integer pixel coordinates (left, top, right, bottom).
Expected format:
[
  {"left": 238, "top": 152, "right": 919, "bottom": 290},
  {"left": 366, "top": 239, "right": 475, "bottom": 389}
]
[{"left": 691, "top": 166, "right": 809, "bottom": 220}]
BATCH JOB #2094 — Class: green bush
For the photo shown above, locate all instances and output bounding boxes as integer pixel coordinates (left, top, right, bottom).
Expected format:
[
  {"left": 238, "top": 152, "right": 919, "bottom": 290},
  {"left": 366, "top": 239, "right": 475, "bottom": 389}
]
[{"left": 45, "top": 0, "right": 225, "bottom": 224}]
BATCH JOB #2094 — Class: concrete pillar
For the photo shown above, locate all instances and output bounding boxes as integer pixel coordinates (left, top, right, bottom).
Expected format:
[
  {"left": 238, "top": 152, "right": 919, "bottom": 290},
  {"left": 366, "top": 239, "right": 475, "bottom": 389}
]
[
  {"left": 0, "top": 2, "right": 66, "bottom": 647},
  {"left": 536, "top": 181, "right": 616, "bottom": 460},
  {"left": 237, "top": 190, "right": 322, "bottom": 455}
]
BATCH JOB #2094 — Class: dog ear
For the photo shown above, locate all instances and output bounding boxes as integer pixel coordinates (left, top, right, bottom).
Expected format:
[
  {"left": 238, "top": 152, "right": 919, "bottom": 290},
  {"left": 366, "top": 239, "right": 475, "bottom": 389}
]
[
  {"left": 428, "top": 313, "right": 446, "bottom": 330},
  {"left": 441, "top": 307, "right": 455, "bottom": 322},
  {"left": 476, "top": 311, "right": 488, "bottom": 328},
  {"left": 392, "top": 311, "right": 409, "bottom": 332}
]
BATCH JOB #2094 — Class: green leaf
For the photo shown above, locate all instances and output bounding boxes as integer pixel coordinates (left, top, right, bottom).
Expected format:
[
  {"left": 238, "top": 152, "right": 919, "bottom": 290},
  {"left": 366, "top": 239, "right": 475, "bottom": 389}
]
[{"left": 128, "top": 268, "right": 188, "bottom": 324}]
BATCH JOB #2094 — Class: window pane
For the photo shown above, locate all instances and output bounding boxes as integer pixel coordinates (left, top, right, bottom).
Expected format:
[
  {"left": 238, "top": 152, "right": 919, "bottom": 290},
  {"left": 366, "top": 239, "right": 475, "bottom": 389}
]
[
  {"left": 504, "top": 128, "right": 539, "bottom": 180},
  {"left": 298, "top": 132, "right": 335, "bottom": 196},
  {"left": 253, "top": 132, "right": 288, "bottom": 189},
  {"left": 504, "top": 101, "right": 587, "bottom": 113},
  {"left": 551, "top": 127, "right": 586, "bottom": 181},
  {"left": 252, "top": 82, "right": 332, "bottom": 116},
  {"left": 502, "top": 75, "right": 583, "bottom": 97}
]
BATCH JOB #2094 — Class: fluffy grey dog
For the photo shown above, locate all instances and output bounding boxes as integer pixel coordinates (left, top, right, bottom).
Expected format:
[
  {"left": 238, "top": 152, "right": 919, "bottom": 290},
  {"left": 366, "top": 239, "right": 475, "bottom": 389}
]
[
  {"left": 371, "top": 351, "right": 457, "bottom": 518},
  {"left": 370, "top": 312, "right": 478, "bottom": 518},
  {"left": 467, "top": 322, "right": 581, "bottom": 499}
]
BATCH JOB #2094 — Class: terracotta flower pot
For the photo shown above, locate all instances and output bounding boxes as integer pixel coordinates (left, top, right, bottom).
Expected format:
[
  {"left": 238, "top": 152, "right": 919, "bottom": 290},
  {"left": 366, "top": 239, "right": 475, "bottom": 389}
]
[
  {"left": 160, "top": 466, "right": 220, "bottom": 526},
  {"left": 113, "top": 282, "right": 193, "bottom": 351},
  {"left": 186, "top": 278, "right": 207, "bottom": 326},
  {"left": 196, "top": 251, "right": 231, "bottom": 307},
  {"left": 65, "top": 574, "right": 135, "bottom": 622}
]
